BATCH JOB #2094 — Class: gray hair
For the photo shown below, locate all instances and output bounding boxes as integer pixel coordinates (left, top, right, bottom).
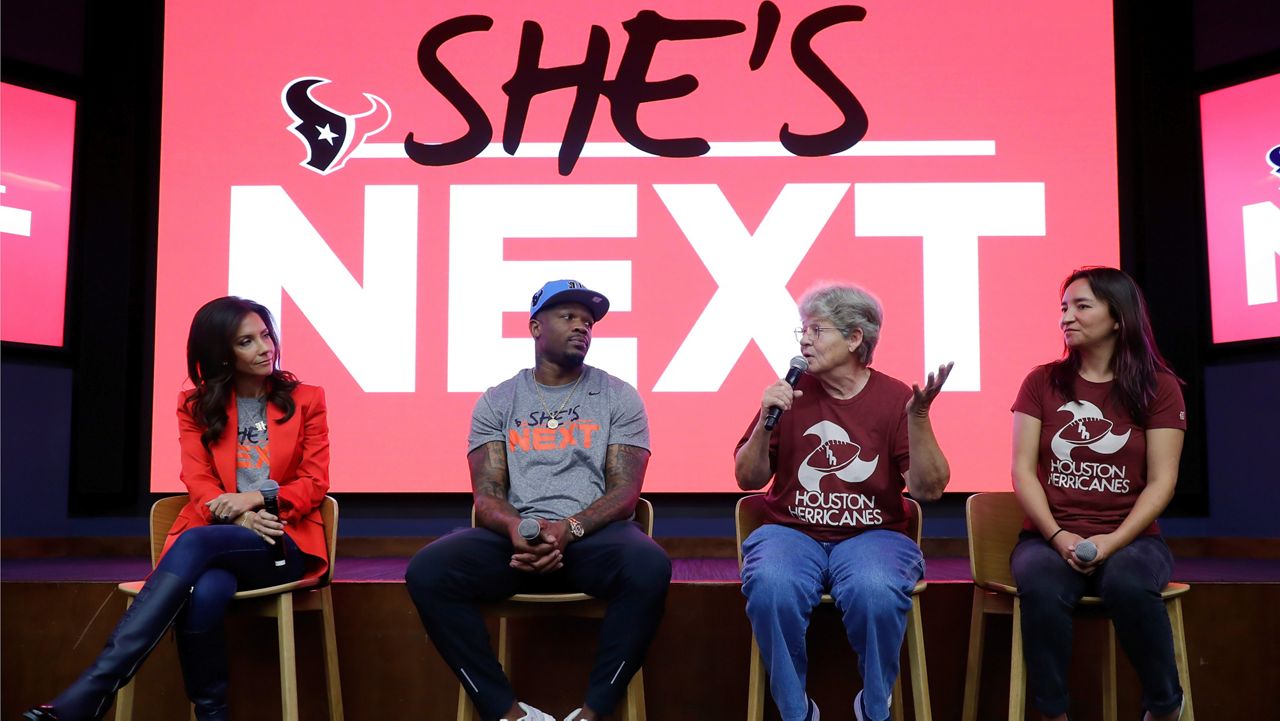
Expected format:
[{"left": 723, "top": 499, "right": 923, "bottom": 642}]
[{"left": 798, "top": 283, "right": 883, "bottom": 365}]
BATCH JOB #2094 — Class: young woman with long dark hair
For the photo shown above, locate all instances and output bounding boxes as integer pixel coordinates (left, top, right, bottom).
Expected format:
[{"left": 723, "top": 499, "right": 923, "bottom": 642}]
[
  {"left": 25, "top": 297, "right": 331, "bottom": 721},
  {"left": 1010, "top": 267, "right": 1186, "bottom": 721}
]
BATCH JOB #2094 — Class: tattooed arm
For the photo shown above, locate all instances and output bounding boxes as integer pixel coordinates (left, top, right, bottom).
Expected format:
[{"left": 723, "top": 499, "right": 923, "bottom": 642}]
[
  {"left": 540, "top": 443, "right": 650, "bottom": 552},
  {"left": 469, "top": 441, "right": 561, "bottom": 572},
  {"left": 469, "top": 441, "right": 519, "bottom": 535}
]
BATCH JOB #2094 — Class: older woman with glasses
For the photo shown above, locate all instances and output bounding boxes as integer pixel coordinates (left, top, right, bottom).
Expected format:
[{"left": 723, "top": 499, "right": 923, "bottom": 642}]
[{"left": 735, "top": 282, "right": 952, "bottom": 721}]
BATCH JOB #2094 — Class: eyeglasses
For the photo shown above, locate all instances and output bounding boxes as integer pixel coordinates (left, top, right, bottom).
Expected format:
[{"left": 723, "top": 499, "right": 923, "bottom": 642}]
[{"left": 794, "top": 325, "right": 842, "bottom": 342}]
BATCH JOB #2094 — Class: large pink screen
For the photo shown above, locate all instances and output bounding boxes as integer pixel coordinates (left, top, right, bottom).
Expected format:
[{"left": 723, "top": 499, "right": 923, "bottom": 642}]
[
  {"left": 1201, "top": 73, "right": 1280, "bottom": 344},
  {"left": 154, "top": 1, "right": 1119, "bottom": 492},
  {"left": 1, "top": 83, "right": 75, "bottom": 347}
]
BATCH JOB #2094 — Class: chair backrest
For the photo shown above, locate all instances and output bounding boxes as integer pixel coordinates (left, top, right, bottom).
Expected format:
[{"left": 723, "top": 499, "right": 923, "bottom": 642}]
[
  {"left": 148, "top": 495, "right": 189, "bottom": 566},
  {"left": 469, "top": 497, "right": 654, "bottom": 538},
  {"left": 148, "top": 494, "right": 340, "bottom": 585},
  {"left": 734, "top": 493, "right": 923, "bottom": 569},
  {"left": 964, "top": 492, "right": 1023, "bottom": 593}
]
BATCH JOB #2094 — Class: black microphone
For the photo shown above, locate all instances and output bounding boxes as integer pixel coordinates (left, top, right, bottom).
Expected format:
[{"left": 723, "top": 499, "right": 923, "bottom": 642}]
[
  {"left": 517, "top": 517, "right": 543, "bottom": 544},
  {"left": 1075, "top": 539, "right": 1098, "bottom": 563},
  {"left": 764, "top": 356, "right": 809, "bottom": 431},
  {"left": 262, "top": 494, "right": 287, "bottom": 566}
]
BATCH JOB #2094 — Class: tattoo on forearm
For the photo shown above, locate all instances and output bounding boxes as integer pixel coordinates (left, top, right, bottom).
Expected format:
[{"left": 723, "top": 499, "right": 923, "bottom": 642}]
[
  {"left": 469, "top": 442, "right": 516, "bottom": 528},
  {"left": 576, "top": 444, "right": 650, "bottom": 534}
]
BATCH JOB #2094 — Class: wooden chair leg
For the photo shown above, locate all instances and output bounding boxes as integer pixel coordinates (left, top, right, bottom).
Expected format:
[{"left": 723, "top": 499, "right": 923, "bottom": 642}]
[
  {"left": 457, "top": 682, "right": 477, "bottom": 721},
  {"left": 1102, "top": 621, "right": 1117, "bottom": 721},
  {"left": 892, "top": 676, "right": 904, "bottom": 721},
  {"left": 960, "top": 588, "right": 986, "bottom": 721},
  {"left": 905, "top": 594, "right": 932, "bottom": 721},
  {"left": 319, "top": 587, "right": 345, "bottom": 720},
  {"left": 498, "top": 616, "right": 511, "bottom": 671},
  {"left": 277, "top": 593, "right": 299, "bottom": 721},
  {"left": 1167, "top": 597, "right": 1194, "bottom": 721},
  {"left": 624, "top": 667, "right": 647, "bottom": 721},
  {"left": 1008, "top": 598, "right": 1026, "bottom": 721},
  {"left": 115, "top": 598, "right": 136, "bottom": 721},
  {"left": 747, "top": 634, "right": 766, "bottom": 721}
]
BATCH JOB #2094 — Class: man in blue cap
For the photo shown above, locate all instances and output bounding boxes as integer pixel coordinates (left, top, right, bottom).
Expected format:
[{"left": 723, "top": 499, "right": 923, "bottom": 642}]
[{"left": 406, "top": 280, "right": 671, "bottom": 721}]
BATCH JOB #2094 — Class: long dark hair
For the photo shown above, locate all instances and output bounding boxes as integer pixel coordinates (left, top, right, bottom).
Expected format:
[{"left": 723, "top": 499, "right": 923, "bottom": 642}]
[
  {"left": 185, "top": 297, "right": 299, "bottom": 448},
  {"left": 1048, "top": 267, "right": 1178, "bottom": 424}
]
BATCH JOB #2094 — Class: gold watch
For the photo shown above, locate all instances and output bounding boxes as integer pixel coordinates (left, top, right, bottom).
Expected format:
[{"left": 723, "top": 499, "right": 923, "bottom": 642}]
[{"left": 567, "top": 516, "right": 585, "bottom": 539}]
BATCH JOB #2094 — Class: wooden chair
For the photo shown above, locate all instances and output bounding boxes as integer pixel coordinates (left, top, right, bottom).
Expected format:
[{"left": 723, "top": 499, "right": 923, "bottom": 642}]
[
  {"left": 457, "top": 499, "right": 655, "bottom": 721},
  {"left": 115, "top": 494, "right": 344, "bottom": 721},
  {"left": 960, "top": 492, "right": 1193, "bottom": 721},
  {"left": 736, "top": 494, "right": 933, "bottom": 721}
]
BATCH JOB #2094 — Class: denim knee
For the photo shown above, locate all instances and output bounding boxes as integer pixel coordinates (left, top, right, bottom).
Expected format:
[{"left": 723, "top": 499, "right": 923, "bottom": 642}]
[
  {"left": 181, "top": 569, "right": 237, "bottom": 633},
  {"left": 834, "top": 580, "right": 907, "bottom": 620}
]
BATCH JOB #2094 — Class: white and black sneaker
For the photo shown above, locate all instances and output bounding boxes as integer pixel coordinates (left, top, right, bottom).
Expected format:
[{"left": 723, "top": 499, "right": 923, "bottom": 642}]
[
  {"left": 502, "top": 701, "right": 555, "bottom": 721},
  {"left": 802, "top": 697, "right": 820, "bottom": 721}
]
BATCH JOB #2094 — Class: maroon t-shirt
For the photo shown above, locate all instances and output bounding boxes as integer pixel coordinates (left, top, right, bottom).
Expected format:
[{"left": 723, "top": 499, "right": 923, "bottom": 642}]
[
  {"left": 1012, "top": 365, "right": 1186, "bottom": 538},
  {"left": 735, "top": 369, "right": 913, "bottom": 542}
]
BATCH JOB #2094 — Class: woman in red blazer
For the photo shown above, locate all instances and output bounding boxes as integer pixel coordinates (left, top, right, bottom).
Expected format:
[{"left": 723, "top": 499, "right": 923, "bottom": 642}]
[{"left": 26, "top": 297, "right": 330, "bottom": 721}]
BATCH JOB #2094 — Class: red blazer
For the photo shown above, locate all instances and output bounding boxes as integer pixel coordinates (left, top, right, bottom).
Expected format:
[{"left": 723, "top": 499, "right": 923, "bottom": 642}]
[{"left": 161, "top": 383, "right": 331, "bottom": 579}]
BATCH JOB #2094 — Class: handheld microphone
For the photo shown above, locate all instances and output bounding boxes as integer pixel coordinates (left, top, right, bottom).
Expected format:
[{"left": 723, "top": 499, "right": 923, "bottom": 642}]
[
  {"left": 764, "top": 356, "right": 809, "bottom": 431},
  {"left": 517, "top": 517, "right": 543, "bottom": 544},
  {"left": 1075, "top": 540, "right": 1098, "bottom": 563},
  {"left": 262, "top": 494, "right": 287, "bottom": 566}
]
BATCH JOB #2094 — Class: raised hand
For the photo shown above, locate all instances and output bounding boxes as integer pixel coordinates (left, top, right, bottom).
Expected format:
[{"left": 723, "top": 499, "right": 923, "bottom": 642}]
[{"left": 907, "top": 362, "right": 954, "bottom": 417}]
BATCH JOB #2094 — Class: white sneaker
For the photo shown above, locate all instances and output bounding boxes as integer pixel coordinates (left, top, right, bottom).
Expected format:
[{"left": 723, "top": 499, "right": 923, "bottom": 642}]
[
  {"left": 502, "top": 701, "right": 555, "bottom": 721},
  {"left": 563, "top": 710, "right": 584, "bottom": 721},
  {"left": 803, "top": 697, "right": 820, "bottom": 721}
]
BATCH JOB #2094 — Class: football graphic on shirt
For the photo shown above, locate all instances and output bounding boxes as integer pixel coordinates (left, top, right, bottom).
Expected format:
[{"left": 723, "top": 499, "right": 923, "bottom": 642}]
[
  {"left": 1050, "top": 400, "right": 1130, "bottom": 461},
  {"left": 1060, "top": 417, "right": 1114, "bottom": 445},
  {"left": 797, "top": 420, "right": 879, "bottom": 492},
  {"left": 807, "top": 438, "right": 862, "bottom": 472}
]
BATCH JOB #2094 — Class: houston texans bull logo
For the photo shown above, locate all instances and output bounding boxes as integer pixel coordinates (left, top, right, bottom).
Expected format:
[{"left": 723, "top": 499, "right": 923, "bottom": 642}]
[
  {"left": 1050, "top": 400, "right": 1130, "bottom": 461},
  {"left": 282, "top": 77, "right": 391, "bottom": 175},
  {"left": 797, "top": 420, "right": 879, "bottom": 492}
]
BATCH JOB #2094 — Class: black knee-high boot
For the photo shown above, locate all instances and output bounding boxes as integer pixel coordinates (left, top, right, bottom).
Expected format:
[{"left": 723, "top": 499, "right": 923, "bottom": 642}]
[
  {"left": 35, "top": 571, "right": 191, "bottom": 721},
  {"left": 176, "top": 628, "right": 230, "bottom": 721}
]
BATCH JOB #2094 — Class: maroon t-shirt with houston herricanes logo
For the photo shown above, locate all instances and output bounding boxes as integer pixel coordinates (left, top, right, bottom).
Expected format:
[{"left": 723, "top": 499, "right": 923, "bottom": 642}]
[
  {"left": 1012, "top": 365, "right": 1186, "bottom": 538},
  {"left": 736, "top": 369, "right": 913, "bottom": 543}
]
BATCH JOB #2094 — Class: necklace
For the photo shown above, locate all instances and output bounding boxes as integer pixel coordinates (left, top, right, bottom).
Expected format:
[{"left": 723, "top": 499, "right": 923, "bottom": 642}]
[
  {"left": 239, "top": 396, "right": 269, "bottom": 433},
  {"left": 533, "top": 370, "right": 584, "bottom": 429}
]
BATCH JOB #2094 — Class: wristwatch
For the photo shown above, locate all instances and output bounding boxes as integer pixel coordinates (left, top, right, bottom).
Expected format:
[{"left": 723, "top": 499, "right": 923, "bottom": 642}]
[{"left": 567, "top": 516, "right": 585, "bottom": 539}]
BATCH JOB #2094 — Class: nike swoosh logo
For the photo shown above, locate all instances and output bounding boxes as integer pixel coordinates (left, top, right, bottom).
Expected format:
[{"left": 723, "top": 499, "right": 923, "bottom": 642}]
[{"left": 588, "top": 391, "right": 600, "bottom": 395}]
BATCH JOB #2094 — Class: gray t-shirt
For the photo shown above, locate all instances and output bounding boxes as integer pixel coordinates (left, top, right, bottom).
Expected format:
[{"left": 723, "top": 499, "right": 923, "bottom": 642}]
[
  {"left": 235, "top": 396, "right": 273, "bottom": 494},
  {"left": 468, "top": 365, "right": 650, "bottom": 520}
]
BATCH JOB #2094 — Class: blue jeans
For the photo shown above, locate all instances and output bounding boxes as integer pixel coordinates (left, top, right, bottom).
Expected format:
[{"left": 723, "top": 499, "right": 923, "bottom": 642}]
[
  {"left": 158, "top": 524, "right": 305, "bottom": 632},
  {"left": 741, "top": 524, "right": 924, "bottom": 721},
  {"left": 1011, "top": 533, "right": 1182, "bottom": 717}
]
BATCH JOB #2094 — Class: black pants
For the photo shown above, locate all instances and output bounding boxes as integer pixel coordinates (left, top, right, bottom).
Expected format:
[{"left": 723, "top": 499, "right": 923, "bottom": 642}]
[
  {"left": 405, "top": 520, "right": 671, "bottom": 721},
  {"left": 1011, "top": 532, "right": 1182, "bottom": 717}
]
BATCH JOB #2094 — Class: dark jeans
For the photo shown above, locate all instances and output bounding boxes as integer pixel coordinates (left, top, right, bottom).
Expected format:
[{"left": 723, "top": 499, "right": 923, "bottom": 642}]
[
  {"left": 404, "top": 521, "right": 671, "bottom": 721},
  {"left": 1010, "top": 532, "right": 1182, "bottom": 717},
  {"left": 158, "top": 524, "right": 305, "bottom": 632},
  {"left": 49, "top": 524, "right": 304, "bottom": 719}
]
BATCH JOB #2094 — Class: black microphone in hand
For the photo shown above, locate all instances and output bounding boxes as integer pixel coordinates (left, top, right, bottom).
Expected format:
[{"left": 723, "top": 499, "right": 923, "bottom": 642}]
[
  {"left": 764, "top": 356, "right": 809, "bottom": 431},
  {"left": 1075, "top": 539, "right": 1098, "bottom": 563},
  {"left": 518, "top": 517, "right": 543, "bottom": 544},
  {"left": 262, "top": 494, "right": 287, "bottom": 566}
]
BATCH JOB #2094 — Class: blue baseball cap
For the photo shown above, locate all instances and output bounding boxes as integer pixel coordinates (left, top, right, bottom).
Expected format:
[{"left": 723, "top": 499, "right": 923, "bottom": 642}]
[{"left": 529, "top": 279, "right": 610, "bottom": 321}]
